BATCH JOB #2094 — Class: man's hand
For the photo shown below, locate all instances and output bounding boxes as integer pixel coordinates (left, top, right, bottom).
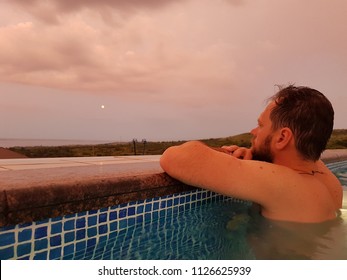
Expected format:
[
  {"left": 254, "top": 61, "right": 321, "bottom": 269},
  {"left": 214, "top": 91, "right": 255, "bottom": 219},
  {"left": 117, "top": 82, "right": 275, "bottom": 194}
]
[{"left": 218, "top": 145, "right": 253, "bottom": 160}]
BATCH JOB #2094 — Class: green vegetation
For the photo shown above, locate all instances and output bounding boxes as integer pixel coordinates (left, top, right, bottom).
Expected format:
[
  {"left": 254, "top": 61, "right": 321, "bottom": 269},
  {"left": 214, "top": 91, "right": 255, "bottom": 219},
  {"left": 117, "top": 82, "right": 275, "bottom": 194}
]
[
  {"left": 326, "top": 129, "right": 347, "bottom": 149},
  {"left": 8, "top": 130, "right": 347, "bottom": 158}
]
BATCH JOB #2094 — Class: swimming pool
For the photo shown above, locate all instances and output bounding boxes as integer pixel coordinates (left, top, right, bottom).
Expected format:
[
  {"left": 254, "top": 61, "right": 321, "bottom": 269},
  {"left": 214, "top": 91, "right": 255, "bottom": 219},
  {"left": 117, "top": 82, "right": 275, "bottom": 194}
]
[{"left": 1, "top": 160, "right": 346, "bottom": 260}]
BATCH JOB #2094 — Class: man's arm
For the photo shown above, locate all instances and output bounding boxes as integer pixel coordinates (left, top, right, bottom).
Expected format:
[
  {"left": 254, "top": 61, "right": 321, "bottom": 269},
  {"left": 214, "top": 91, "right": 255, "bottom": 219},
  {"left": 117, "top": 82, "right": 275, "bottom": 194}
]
[{"left": 160, "top": 141, "right": 290, "bottom": 206}]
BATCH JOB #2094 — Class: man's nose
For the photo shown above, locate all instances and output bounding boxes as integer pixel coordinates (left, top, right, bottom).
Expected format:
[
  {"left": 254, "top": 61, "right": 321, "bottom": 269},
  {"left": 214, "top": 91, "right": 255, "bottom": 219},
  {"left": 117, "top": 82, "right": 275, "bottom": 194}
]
[{"left": 250, "top": 127, "right": 257, "bottom": 135}]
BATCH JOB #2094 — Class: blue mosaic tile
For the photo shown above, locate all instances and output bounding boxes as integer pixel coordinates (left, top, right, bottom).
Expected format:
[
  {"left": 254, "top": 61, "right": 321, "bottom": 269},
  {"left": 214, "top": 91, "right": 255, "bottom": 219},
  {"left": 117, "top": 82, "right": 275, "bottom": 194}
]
[
  {"left": 145, "top": 204, "right": 152, "bottom": 212},
  {"left": 0, "top": 232, "right": 15, "bottom": 246},
  {"left": 84, "top": 250, "right": 94, "bottom": 260},
  {"left": 76, "top": 218, "right": 86, "bottom": 229},
  {"left": 98, "top": 224, "right": 108, "bottom": 235},
  {"left": 136, "top": 205, "right": 144, "bottom": 214},
  {"left": 0, "top": 246, "right": 14, "bottom": 259},
  {"left": 87, "top": 227, "right": 97, "bottom": 238},
  {"left": 128, "top": 217, "right": 135, "bottom": 227},
  {"left": 152, "top": 211, "right": 159, "bottom": 220},
  {"left": 88, "top": 215, "right": 97, "bottom": 226},
  {"left": 99, "top": 235, "right": 108, "bottom": 245},
  {"left": 145, "top": 213, "right": 151, "bottom": 221},
  {"left": 110, "top": 221, "right": 117, "bottom": 231},
  {"left": 63, "top": 244, "right": 75, "bottom": 257},
  {"left": 128, "top": 207, "right": 135, "bottom": 216},
  {"left": 64, "top": 220, "right": 75, "bottom": 231},
  {"left": 51, "top": 222, "right": 62, "bottom": 234},
  {"left": 99, "top": 213, "right": 107, "bottom": 223},
  {"left": 167, "top": 199, "right": 173, "bottom": 207},
  {"left": 87, "top": 238, "right": 97, "bottom": 248},
  {"left": 35, "top": 238, "right": 48, "bottom": 251},
  {"left": 160, "top": 201, "right": 166, "bottom": 208},
  {"left": 50, "top": 235, "right": 62, "bottom": 247},
  {"left": 76, "top": 229, "right": 86, "bottom": 240},
  {"left": 34, "top": 251, "right": 47, "bottom": 260},
  {"left": 109, "top": 211, "right": 117, "bottom": 221},
  {"left": 76, "top": 240, "right": 86, "bottom": 252},
  {"left": 18, "top": 229, "right": 32, "bottom": 243},
  {"left": 119, "top": 209, "right": 127, "bottom": 218},
  {"left": 64, "top": 231, "right": 75, "bottom": 243},
  {"left": 49, "top": 247, "right": 61, "bottom": 259},
  {"left": 119, "top": 219, "right": 127, "bottom": 230},
  {"left": 75, "top": 250, "right": 86, "bottom": 259},
  {"left": 17, "top": 242, "right": 31, "bottom": 257},
  {"left": 153, "top": 202, "right": 159, "bottom": 210},
  {"left": 136, "top": 215, "right": 143, "bottom": 224},
  {"left": 63, "top": 253, "right": 74, "bottom": 260},
  {"left": 108, "top": 231, "right": 117, "bottom": 240},
  {"left": 0, "top": 187, "right": 239, "bottom": 260}
]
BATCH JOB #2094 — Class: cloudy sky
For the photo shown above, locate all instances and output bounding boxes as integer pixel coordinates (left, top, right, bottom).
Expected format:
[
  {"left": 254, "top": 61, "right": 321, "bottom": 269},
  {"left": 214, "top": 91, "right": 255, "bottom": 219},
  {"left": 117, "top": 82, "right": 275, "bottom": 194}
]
[{"left": 1, "top": 0, "right": 346, "bottom": 142}]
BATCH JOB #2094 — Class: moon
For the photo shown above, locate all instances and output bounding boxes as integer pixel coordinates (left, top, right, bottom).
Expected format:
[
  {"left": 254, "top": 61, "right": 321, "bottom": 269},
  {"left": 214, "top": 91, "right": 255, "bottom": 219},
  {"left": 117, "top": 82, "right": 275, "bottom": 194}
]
[{"left": 101, "top": 105, "right": 105, "bottom": 109}]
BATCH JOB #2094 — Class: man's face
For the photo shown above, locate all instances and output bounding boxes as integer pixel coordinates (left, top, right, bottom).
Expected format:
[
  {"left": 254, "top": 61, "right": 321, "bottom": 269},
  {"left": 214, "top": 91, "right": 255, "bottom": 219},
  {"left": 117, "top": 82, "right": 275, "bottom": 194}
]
[{"left": 250, "top": 102, "right": 276, "bottom": 163}]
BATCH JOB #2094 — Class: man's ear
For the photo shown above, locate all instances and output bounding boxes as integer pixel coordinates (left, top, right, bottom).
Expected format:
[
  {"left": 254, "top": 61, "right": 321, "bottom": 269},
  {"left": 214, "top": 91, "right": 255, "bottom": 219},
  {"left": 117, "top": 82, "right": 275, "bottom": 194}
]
[{"left": 275, "top": 127, "right": 293, "bottom": 150}]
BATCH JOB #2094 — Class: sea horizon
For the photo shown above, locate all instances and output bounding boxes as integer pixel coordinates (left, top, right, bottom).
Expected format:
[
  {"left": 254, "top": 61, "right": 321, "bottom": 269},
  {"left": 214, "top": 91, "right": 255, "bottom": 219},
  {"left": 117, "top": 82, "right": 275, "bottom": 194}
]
[{"left": 0, "top": 138, "right": 116, "bottom": 148}]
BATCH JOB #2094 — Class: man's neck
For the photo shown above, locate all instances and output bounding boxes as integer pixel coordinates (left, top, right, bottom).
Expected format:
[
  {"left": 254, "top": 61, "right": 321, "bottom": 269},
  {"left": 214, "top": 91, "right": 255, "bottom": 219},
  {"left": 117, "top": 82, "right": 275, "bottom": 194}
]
[{"left": 274, "top": 152, "right": 319, "bottom": 174}]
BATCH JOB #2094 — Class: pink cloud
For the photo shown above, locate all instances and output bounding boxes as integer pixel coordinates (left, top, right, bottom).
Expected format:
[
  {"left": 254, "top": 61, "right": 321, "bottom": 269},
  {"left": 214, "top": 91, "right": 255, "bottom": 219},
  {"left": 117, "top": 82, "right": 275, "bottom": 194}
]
[
  {"left": 7, "top": 0, "right": 187, "bottom": 24},
  {"left": 0, "top": 4, "right": 239, "bottom": 101}
]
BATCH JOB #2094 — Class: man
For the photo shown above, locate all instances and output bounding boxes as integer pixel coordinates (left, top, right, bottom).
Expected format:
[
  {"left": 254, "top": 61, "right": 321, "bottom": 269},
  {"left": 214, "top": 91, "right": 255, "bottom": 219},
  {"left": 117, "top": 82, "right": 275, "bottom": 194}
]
[{"left": 160, "top": 85, "right": 342, "bottom": 223}]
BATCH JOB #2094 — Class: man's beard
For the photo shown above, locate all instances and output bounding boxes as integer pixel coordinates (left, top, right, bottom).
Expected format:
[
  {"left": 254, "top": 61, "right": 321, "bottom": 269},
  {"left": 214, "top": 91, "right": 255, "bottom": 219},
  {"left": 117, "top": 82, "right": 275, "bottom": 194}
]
[{"left": 251, "top": 134, "right": 274, "bottom": 163}]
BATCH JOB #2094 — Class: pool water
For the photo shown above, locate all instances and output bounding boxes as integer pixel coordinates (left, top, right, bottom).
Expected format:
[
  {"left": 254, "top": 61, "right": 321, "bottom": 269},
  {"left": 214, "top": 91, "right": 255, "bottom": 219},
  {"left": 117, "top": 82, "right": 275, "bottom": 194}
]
[
  {"left": 66, "top": 161, "right": 347, "bottom": 260},
  {"left": 68, "top": 200, "right": 254, "bottom": 260}
]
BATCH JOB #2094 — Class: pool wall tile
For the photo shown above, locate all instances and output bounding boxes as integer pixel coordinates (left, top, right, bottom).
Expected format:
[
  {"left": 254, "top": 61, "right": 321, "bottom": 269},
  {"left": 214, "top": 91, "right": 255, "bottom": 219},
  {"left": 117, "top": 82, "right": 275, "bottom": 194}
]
[{"left": 0, "top": 188, "right": 242, "bottom": 260}]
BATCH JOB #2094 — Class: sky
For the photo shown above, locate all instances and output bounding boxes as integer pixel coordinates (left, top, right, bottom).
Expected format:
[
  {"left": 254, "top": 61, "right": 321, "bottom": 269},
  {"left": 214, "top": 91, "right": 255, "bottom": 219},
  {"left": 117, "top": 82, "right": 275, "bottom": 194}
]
[{"left": 1, "top": 0, "right": 346, "bottom": 142}]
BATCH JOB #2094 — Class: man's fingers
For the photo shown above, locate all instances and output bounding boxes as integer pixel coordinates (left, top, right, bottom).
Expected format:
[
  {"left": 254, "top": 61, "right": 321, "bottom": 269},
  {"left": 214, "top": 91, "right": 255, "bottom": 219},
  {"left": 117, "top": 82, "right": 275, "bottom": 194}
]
[{"left": 220, "top": 146, "right": 253, "bottom": 160}]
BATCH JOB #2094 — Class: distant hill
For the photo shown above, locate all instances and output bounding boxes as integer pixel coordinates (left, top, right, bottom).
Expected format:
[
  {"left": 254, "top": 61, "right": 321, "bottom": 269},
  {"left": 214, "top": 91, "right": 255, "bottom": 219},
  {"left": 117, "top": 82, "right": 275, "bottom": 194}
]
[
  {"left": 5, "top": 129, "right": 347, "bottom": 158},
  {"left": 327, "top": 129, "right": 347, "bottom": 149}
]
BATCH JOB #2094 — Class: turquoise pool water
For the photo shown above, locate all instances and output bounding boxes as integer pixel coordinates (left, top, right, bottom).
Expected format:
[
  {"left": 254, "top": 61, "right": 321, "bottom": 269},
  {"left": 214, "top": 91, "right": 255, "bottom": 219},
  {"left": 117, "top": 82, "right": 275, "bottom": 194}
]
[
  {"left": 69, "top": 199, "right": 253, "bottom": 260},
  {"left": 1, "top": 160, "right": 346, "bottom": 260}
]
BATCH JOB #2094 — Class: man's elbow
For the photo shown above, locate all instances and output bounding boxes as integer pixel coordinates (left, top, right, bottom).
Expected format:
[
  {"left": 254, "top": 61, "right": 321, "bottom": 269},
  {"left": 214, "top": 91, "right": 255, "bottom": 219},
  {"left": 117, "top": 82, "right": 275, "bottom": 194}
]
[
  {"left": 160, "top": 147, "right": 174, "bottom": 173},
  {"left": 160, "top": 141, "right": 201, "bottom": 174}
]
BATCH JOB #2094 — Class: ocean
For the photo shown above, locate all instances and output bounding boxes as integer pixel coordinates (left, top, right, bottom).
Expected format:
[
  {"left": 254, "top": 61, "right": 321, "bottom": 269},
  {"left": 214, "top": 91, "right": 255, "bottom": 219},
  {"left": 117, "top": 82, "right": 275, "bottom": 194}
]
[{"left": 0, "top": 139, "right": 113, "bottom": 148}]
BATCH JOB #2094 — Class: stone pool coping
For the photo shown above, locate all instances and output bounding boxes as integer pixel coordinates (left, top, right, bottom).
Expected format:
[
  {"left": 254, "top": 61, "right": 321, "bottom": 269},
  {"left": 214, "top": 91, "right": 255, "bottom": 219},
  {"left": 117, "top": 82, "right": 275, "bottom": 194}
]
[{"left": 1, "top": 149, "right": 347, "bottom": 227}]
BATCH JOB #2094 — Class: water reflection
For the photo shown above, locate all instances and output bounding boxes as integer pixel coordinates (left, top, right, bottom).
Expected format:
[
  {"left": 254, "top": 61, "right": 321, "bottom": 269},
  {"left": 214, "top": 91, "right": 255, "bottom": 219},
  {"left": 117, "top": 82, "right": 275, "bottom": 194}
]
[{"left": 226, "top": 200, "right": 347, "bottom": 260}]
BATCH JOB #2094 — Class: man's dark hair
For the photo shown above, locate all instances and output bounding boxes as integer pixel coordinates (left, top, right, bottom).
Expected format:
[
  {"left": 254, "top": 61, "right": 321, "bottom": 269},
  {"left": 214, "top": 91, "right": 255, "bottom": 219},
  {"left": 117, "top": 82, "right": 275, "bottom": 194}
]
[{"left": 269, "top": 85, "right": 334, "bottom": 161}]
